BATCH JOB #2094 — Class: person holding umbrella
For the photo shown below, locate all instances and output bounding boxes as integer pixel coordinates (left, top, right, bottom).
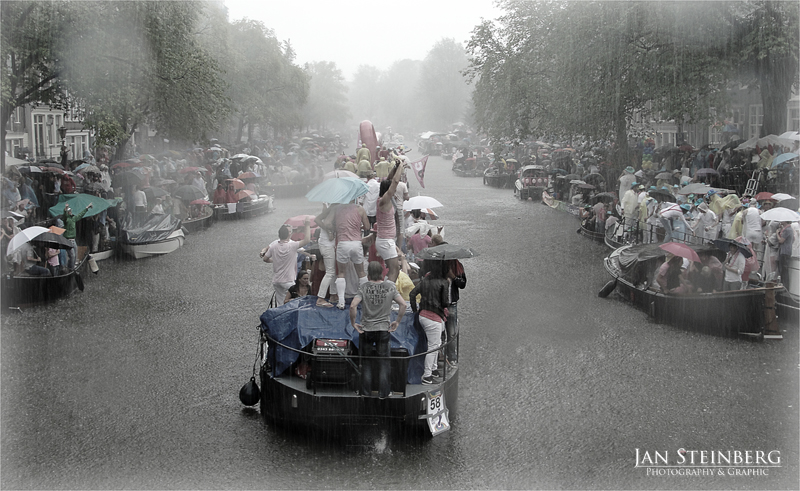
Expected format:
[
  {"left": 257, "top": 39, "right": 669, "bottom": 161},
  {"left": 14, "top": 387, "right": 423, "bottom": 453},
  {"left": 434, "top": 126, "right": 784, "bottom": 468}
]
[
  {"left": 63, "top": 202, "right": 93, "bottom": 270},
  {"left": 722, "top": 241, "right": 747, "bottom": 291}
]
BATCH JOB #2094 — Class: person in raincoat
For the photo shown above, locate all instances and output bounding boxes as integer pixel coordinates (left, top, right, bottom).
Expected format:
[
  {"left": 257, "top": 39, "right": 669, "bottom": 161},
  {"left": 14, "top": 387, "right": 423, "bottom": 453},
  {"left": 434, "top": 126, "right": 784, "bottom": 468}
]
[{"left": 357, "top": 158, "right": 372, "bottom": 179}]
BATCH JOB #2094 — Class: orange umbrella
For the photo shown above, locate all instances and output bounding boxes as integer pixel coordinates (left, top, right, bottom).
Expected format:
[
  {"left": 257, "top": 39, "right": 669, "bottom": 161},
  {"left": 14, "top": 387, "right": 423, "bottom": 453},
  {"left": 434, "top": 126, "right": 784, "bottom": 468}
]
[
  {"left": 226, "top": 178, "right": 245, "bottom": 190},
  {"left": 48, "top": 226, "right": 66, "bottom": 235},
  {"left": 236, "top": 189, "right": 255, "bottom": 201}
]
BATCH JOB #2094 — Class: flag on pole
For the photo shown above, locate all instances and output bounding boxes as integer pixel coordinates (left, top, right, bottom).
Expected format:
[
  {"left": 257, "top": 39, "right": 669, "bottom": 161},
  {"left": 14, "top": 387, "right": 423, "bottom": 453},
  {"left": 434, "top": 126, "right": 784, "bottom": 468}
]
[{"left": 410, "top": 155, "right": 428, "bottom": 189}]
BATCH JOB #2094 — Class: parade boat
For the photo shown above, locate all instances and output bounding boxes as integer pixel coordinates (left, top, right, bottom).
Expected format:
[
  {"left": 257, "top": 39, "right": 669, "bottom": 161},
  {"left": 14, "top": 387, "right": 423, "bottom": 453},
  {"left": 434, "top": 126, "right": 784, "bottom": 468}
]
[
  {"left": 118, "top": 213, "right": 185, "bottom": 259},
  {"left": 482, "top": 166, "right": 515, "bottom": 188},
  {"left": 249, "top": 296, "right": 457, "bottom": 436},
  {"left": 601, "top": 243, "right": 777, "bottom": 338},
  {"left": 452, "top": 157, "right": 482, "bottom": 177},
  {"left": 2, "top": 247, "right": 88, "bottom": 309},
  {"left": 213, "top": 195, "right": 274, "bottom": 221}
]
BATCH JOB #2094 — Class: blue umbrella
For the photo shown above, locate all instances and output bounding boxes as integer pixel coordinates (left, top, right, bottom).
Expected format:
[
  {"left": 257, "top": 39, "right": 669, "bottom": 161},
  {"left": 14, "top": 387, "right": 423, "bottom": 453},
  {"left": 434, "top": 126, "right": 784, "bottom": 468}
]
[
  {"left": 771, "top": 153, "right": 798, "bottom": 167},
  {"left": 305, "top": 177, "right": 368, "bottom": 204}
]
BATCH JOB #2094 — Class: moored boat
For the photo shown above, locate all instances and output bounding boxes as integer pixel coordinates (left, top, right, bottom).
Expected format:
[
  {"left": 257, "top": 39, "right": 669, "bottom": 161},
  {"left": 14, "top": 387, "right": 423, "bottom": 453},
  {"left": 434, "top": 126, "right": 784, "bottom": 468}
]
[
  {"left": 602, "top": 243, "right": 776, "bottom": 338},
  {"left": 250, "top": 296, "right": 457, "bottom": 436},
  {"left": 213, "top": 195, "right": 274, "bottom": 221},
  {"left": 514, "top": 165, "right": 549, "bottom": 200},
  {"left": 2, "top": 247, "right": 89, "bottom": 308},
  {"left": 482, "top": 167, "right": 515, "bottom": 188},
  {"left": 181, "top": 205, "right": 214, "bottom": 233},
  {"left": 118, "top": 214, "right": 185, "bottom": 259}
]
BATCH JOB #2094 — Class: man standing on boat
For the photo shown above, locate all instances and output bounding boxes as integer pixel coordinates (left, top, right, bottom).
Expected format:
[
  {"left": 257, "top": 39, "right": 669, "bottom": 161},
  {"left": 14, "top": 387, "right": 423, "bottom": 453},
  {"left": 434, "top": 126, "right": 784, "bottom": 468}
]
[
  {"left": 261, "top": 218, "right": 311, "bottom": 306},
  {"left": 376, "top": 161, "right": 407, "bottom": 283},
  {"left": 63, "top": 202, "right": 92, "bottom": 270},
  {"left": 350, "top": 261, "right": 406, "bottom": 399}
]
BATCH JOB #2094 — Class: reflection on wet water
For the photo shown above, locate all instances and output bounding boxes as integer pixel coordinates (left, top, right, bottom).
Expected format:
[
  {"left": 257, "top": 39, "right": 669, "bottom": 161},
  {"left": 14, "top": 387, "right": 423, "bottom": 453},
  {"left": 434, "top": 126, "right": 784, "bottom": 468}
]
[{"left": 1, "top": 156, "right": 797, "bottom": 489}]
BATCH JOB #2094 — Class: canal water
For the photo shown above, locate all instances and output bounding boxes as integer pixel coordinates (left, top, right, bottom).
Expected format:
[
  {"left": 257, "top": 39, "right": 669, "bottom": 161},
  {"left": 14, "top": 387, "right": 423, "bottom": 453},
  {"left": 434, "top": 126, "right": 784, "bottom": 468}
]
[{"left": 2, "top": 154, "right": 797, "bottom": 489}]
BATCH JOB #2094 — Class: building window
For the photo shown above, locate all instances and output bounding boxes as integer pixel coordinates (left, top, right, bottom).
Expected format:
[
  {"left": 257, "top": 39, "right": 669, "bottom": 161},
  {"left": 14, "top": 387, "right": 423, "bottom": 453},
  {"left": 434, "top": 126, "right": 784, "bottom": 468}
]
[
  {"left": 34, "top": 114, "right": 46, "bottom": 157},
  {"left": 749, "top": 105, "right": 763, "bottom": 139},
  {"left": 789, "top": 107, "right": 799, "bottom": 132}
]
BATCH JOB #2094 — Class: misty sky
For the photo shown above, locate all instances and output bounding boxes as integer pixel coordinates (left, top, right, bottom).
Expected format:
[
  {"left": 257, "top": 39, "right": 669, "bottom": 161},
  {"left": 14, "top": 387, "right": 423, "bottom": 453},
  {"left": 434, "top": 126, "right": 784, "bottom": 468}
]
[{"left": 224, "top": 0, "right": 503, "bottom": 80}]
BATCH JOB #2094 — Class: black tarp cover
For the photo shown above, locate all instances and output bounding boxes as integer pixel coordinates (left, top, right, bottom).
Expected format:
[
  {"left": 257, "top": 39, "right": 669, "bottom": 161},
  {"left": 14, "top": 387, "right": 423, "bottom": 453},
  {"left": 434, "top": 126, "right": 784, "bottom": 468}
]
[
  {"left": 120, "top": 213, "right": 182, "bottom": 244},
  {"left": 260, "top": 296, "right": 426, "bottom": 384}
]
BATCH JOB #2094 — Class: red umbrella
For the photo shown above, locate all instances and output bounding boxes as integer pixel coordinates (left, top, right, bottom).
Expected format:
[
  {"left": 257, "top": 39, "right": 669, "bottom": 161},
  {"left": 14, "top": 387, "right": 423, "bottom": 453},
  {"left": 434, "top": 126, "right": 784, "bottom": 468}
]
[
  {"left": 284, "top": 215, "right": 318, "bottom": 241},
  {"left": 111, "top": 161, "right": 137, "bottom": 170},
  {"left": 659, "top": 242, "right": 701, "bottom": 263},
  {"left": 39, "top": 166, "right": 67, "bottom": 174},
  {"left": 237, "top": 172, "right": 260, "bottom": 180},
  {"left": 236, "top": 189, "right": 255, "bottom": 201},
  {"left": 754, "top": 191, "right": 775, "bottom": 202},
  {"left": 226, "top": 178, "right": 245, "bottom": 190},
  {"left": 190, "top": 199, "right": 212, "bottom": 205}
]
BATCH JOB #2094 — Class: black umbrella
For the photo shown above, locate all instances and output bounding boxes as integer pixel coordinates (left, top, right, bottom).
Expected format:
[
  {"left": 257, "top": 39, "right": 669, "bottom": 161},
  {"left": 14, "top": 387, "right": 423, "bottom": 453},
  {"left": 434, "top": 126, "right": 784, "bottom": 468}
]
[
  {"left": 592, "top": 192, "right": 617, "bottom": 202},
  {"left": 112, "top": 171, "right": 143, "bottom": 188},
  {"left": 30, "top": 232, "right": 73, "bottom": 250},
  {"left": 416, "top": 243, "right": 479, "bottom": 260},
  {"left": 713, "top": 238, "right": 752, "bottom": 258},
  {"left": 83, "top": 181, "right": 110, "bottom": 195},
  {"left": 173, "top": 185, "right": 206, "bottom": 201},
  {"left": 648, "top": 189, "right": 674, "bottom": 201},
  {"left": 144, "top": 186, "right": 169, "bottom": 201}
]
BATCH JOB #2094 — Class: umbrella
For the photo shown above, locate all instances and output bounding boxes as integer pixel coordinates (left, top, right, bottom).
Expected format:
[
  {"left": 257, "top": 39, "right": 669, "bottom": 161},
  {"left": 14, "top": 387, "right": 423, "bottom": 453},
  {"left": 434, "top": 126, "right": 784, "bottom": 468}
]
[
  {"left": 190, "top": 199, "right": 212, "bottom": 206},
  {"left": 677, "top": 183, "right": 713, "bottom": 196},
  {"left": 226, "top": 178, "right": 245, "bottom": 190},
  {"left": 77, "top": 164, "right": 101, "bottom": 175},
  {"left": 40, "top": 166, "right": 67, "bottom": 174},
  {"left": 6, "top": 226, "right": 50, "bottom": 255},
  {"left": 713, "top": 238, "right": 753, "bottom": 258},
  {"left": 658, "top": 242, "right": 700, "bottom": 263},
  {"left": 770, "top": 193, "right": 794, "bottom": 201},
  {"left": 655, "top": 172, "right": 672, "bottom": 180},
  {"left": 112, "top": 171, "right": 143, "bottom": 188},
  {"left": 30, "top": 231, "right": 73, "bottom": 250},
  {"left": 284, "top": 215, "right": 318, "bottom": 241},
  {"left": 48, "top": 193, "right": 120, "bottom": 218},
  {"left": 416, "top": 243, "right": 479, "bottom": 261},
  {"left": 759, "top": 207, "right": 800, "bottom": 222},
  {"left": 305, "top": 177, "right": 369, "bottom": 204},
  {"left": 17, "top": 165, "right": 42, "bottom": 174},
  {"left": 230, "top": 153, "right": 250, "bottom": 160},
  {"left": 771, "top": 153, "right": 798, "bottom": 167},
  {"left": 236, "top": 189, "right": 255, "bottom": 201},
  {"left": 237, "top": 172, "right": 260, "bottom": 180},
  {"left": 143, "top": 186, "right": 169, "bottom": 201},
  {"left": 648, "top": 189, "right": 674, "bottom": 201},
  {"left": 754, "top": 192, "right": 775, "bottom": 201},
  {"left": 323, "top": 169, "right": 359, "bottom": 180},
  {"left": 591, "top": 192, "right": 617, "bottom": 202},
  {"left": 577, "top": 183, "right": 595, "bottom": 190},
  {"left": 111, "top": 161, "right": 138, "bottom": 170},
  {"left": 777, "top": 198, "right": 799, "bottom": 211},
  {"left": 83, "top": 181, "right": 110, "bottom": 194},
  {"left": 403, "top": 195, "right": 443, "bottom": 211},
  {"left": 49, "top": 226, "right": 65, "bottom": 234},
  {"left": 173, "top": 185, "right": 207, "bottom": 201},
  {"left": 694, "top": 168, "right": 718, "bottom": 177},
  {"left": 422, "top": 208, "right": 439, "bottom": 220}
]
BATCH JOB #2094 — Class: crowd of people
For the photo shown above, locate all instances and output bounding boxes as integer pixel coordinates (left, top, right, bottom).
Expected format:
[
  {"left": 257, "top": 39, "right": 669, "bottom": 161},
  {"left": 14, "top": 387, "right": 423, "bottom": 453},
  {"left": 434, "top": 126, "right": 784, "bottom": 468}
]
[{"left": 260, "top": 147, "right": 467, "bottom": 391}]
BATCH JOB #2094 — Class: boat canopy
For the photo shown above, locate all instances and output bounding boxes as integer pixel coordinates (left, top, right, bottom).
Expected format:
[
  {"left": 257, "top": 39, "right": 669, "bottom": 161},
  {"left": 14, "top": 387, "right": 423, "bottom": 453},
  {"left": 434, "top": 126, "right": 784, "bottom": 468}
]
[
  {"left": 120, "top": 213, "right": 182, "bottom": 244},
  {"left": 260, "top": 296, "right": 425, "bottom": 383}
]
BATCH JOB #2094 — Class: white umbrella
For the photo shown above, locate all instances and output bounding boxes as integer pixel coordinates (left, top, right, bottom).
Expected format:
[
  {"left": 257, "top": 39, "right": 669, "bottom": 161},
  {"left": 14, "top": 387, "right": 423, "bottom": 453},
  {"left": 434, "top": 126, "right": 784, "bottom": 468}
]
[
  {"left": 759, "top": 207, "right": 800, "bottom": 222},
  {"left": 735, "top": 134, "right": 795, "bottom": 151},
  {"left": 771, "top": 193, "right": 795, "bottom": 201},
  {"left": 778, "top": 131, "right": 800, "bottom": 141},
  {"left": 6, "top": 226, "right": 50, "bottom": 256},
  {"left": 402, "top": 195, "right": 443, "bottom": 211}
]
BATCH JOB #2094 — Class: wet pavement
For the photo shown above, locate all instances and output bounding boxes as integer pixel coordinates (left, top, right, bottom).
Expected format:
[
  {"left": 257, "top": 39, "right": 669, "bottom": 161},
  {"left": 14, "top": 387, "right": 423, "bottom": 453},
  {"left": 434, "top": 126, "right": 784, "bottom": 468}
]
[{"left": 2, "top": 154, "right": 798, "bottom": 489}]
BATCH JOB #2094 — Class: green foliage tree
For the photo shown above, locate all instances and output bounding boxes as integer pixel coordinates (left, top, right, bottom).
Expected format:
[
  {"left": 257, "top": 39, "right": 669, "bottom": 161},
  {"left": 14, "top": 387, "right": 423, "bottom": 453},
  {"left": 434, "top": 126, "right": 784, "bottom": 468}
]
[
  {"left": 416, "top": 38, "right": 472, "bottom": 131},
  {"left": 732, "top": 0, "right": 800, "bottom": 136},
  {"left": 60, "top": 1, "right": 229, "bottom": 161},
  {"left": 302, "top": 61, "right": 350, "bottom": 132},
  {"left": 0, "top": 1, "right": 70, "bottom": 172}
]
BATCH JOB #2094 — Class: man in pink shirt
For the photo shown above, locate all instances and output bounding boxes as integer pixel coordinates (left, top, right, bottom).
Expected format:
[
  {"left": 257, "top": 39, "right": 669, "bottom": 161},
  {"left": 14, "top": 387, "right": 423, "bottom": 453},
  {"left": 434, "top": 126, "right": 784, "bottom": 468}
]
[{"left": 261, "top": 217, "right": 311, "bottom": 305}]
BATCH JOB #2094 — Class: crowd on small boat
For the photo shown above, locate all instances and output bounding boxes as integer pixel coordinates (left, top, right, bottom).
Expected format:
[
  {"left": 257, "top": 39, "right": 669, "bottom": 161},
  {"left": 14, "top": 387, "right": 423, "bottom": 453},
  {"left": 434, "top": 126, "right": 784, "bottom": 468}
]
[{"left": 260, "top": 145, "right": 467, "bottom": 386}]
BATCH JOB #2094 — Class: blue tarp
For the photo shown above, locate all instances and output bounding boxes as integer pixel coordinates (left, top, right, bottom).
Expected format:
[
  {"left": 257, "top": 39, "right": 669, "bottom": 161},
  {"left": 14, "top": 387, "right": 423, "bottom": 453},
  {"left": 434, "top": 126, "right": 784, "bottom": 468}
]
[{"left": 260, "top": 296, "right": 425, "bottom": 384}]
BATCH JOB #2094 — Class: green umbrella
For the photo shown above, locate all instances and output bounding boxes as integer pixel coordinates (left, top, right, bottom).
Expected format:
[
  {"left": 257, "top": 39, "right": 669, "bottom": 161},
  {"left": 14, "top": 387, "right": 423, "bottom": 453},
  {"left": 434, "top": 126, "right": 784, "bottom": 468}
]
[{"left": 48, "top": 193, "right": 121, "bottom": 218}]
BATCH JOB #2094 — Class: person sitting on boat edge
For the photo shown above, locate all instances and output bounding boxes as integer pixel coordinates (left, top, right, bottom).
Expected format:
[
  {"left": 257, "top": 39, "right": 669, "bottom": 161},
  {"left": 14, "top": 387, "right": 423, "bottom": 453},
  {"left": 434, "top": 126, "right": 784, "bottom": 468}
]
[
  {"left": 261, "top": 218, "right": 311, "bottom": 306},
  {"left": 350, "top": 261, "right": 406, "bottom": 399}
]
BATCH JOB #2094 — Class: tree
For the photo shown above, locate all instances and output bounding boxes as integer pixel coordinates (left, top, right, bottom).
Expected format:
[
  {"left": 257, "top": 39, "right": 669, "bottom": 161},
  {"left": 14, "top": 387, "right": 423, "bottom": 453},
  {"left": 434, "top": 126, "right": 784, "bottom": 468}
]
[
  {"left": 61, "top": 1, "right": 229, "bottom": 161},
  {"left": 0, "top": 1, "right": 71, "bottom": 172},
  {"left": 732, "top": 1, "right": 800, "bottom": 136},
  {"left": 416, "top": 38, "right": 472, "bottom": 130},
  {"left": 302, "top": 61, "right": 349, "bottom": 132}
]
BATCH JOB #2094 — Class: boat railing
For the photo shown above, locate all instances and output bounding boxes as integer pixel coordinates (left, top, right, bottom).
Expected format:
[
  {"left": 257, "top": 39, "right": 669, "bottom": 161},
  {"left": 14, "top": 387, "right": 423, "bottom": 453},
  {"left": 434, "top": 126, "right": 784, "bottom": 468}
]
[{"left": 259, "top": 330, "right": 458, "bottom": 396}]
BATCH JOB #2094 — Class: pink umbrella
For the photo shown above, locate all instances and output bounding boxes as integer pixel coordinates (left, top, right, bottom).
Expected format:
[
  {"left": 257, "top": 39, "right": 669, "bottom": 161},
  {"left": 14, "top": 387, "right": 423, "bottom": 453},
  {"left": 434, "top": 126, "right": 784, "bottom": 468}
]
[
  {"left": 659, "top": 242, "right": 701, "bottom": 262},
  {"left": 284, "top": 215, "right": 318, "bottom": 241},
  {"left": 236, "top": 189, "right": 255, "bottom": 201},
  {"left": 238, "top": 172, "right": 260, "bottom": 179},
  {"left": 190, "top": 199, "right": 212, "bottom": 205}
]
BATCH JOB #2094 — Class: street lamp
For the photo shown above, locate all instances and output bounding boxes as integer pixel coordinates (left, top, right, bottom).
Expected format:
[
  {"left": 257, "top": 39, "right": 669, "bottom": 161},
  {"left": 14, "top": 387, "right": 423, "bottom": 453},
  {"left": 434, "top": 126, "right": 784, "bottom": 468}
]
[{"left": 58, "top": 125, "right": 67, "bottom": 166}]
